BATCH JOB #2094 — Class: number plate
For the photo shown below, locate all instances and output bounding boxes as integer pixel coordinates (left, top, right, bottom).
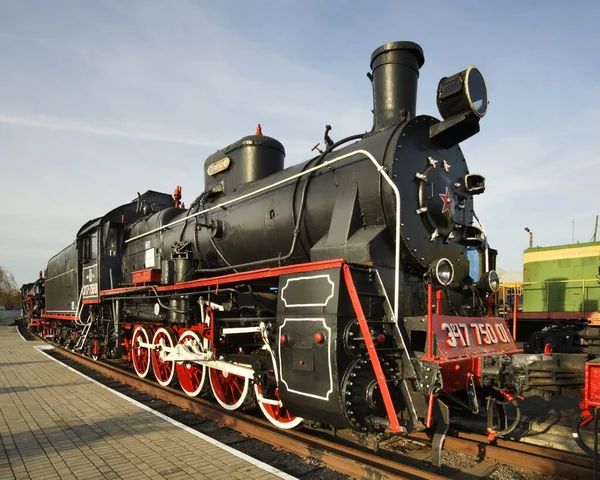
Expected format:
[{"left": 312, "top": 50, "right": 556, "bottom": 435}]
[
  {"left": 82, "top": 264, "right": 99, "bottom": 299},
  {"left": 432, "top": 315, "right": 519, "bottom": 359}
]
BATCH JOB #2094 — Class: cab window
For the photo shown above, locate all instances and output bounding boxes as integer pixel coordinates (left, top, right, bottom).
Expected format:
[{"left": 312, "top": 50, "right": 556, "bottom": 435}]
[
  {"left": 82, "top": 233, "right": 98, "bottom": 264},
  {"left": 105, "top": 227, "right": 119, "bottom": 257}
]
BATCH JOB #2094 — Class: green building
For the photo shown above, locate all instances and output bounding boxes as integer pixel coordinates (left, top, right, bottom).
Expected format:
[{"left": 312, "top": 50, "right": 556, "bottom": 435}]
[{"left": 522, "top": 241, "right": 600, "bottom": 313}]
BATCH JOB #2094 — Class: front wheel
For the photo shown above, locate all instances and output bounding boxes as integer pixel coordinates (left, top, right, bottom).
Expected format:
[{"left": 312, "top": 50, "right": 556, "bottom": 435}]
[
  {"left": 254, "top": 385, "right": 303, "bottom": 429},
  {"left": 131, "top": 325, "right": 153, "bottom": 378}
]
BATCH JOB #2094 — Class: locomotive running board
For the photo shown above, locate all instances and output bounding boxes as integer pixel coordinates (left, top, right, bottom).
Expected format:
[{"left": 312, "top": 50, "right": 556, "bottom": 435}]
[{"left": 100, "top": 259, "right": 347, "bottom": 297}]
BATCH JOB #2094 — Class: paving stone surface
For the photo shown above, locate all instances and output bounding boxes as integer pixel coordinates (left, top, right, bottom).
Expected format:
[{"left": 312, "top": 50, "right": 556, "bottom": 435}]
[{"left": 0, "top": 322, "right": 286, "bottom": 480}]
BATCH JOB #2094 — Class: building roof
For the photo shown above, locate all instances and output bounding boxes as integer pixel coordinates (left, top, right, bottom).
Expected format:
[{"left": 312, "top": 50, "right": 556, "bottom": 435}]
[
  {"left": 524, "top": 241, "right": 600, "bottom": 264},
  {"left": 524, "top": 240, "right": 600, "bottom": 253}
]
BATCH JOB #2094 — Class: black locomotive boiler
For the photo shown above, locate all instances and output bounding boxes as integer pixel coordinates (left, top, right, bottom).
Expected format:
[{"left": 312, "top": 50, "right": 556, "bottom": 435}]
[{"left": 37, "top": 41, "right": 521, "bottom": 464}]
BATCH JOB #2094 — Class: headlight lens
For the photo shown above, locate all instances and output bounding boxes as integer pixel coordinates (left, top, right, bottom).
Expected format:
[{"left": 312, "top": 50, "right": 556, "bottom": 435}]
[
  {"left": 429, "top": 258, "right": 454, "bottom": 286},
  {"left": 466, "top": 67, "right": 487, "bottom": 116},
  {"left": 480, "top": 270, "right": 500, "bottom": 293}
]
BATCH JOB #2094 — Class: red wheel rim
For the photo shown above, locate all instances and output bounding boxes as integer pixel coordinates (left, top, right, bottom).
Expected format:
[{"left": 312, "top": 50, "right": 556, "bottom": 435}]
[
  {"left": 151, "top": 327, "right": 177, "bottom": 386},
  {"left": 177, "top": 363, "right": 205, "bottom": 395},
  {"left": 255, "top": 385, "right": 303, "bottom": 429},
  {"left": 209, "top": 368, "right": 249, "bottom": 410},
  {"left": 131, "top": 326, "right": 151, "bottom": 378},
  {"left": 176, "top": 331, "right": 206, "bottom": 396}
]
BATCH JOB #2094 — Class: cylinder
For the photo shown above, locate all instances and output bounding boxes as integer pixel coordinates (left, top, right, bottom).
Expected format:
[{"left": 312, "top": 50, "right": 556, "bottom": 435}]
[
  {"left": 370, "top": 41, "right": 425, "bottom": 130},
  {"left": 169, "top": 297, "right": 189, "bottom": 324},
  {"left": 174, "top": 258, "right": 194, "bottom": 283},
  {"left": 161, "top": 260, "right": 174, "bottom": 285},
  {"left": 112, "top": 299, "right": 121, "bottom": 357}
]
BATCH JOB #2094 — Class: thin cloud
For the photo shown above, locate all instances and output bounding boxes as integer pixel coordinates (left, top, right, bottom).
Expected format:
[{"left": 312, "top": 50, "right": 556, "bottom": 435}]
[{"left": 0, "top": 113, "right": 220, "bottom": 147}]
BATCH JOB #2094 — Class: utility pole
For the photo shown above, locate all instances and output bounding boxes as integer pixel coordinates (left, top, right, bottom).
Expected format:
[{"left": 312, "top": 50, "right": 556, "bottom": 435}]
[{"left": 524, "top": 227, "right": 533, "bottom": 248}]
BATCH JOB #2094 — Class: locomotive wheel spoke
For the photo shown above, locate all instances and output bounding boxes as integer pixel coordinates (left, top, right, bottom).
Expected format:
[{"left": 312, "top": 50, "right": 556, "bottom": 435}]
[
  {"left": 209, "top": 368, "right": 250, "bottom": 411},
  {"left": 254, "top": 385, "right": 303, "bottom": 429},
  {"left": 175, "top": 330, "right": 206, "bottom": 397},
  {"left": 151, "top": 327, "right": 178, "bottom": 386},
  {"left": 131, "top": 325, "right": 153, "bottom": 378}
]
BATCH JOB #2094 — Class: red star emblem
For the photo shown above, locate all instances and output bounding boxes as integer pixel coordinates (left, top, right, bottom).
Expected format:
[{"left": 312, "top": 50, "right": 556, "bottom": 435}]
[{"left": 439, "top": 187, "right": 453, "bottom": 214}]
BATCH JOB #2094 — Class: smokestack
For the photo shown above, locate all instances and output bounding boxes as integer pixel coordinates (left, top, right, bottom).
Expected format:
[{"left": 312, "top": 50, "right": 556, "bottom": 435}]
[{"left": 370, "top": 41, "right": 425, "bottom": 130}]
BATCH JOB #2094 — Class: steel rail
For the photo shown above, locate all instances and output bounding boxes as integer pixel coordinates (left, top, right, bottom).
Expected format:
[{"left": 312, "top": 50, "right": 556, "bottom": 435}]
[
  {"left": 407, "top": 431, "right": 593, "bottom": 479},
  {"left": 31, "top": 329, "right": 594, "bottom": 479}
]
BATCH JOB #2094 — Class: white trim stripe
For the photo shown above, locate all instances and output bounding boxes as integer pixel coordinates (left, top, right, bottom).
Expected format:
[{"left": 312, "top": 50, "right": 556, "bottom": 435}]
[
  {"left": 15, "top": 326, "right": 26, "bottom": 342},
  {"left": 32, "top": 346, "right": 298, "bottom": 480},
  {"left": 280, "top": 274, "right": 335, "bottom": 308},
  {"left": 278, "top": 318, "right": 333, "bottom": 400},
  {"left": 45, "top": 268, "right": 76, "bottom": 282}
]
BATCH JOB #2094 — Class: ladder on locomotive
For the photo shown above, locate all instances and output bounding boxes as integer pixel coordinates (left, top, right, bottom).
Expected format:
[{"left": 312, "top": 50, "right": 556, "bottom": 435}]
[
  {"left": 349, "top": 266, "right": 424, "bottom": 431},
  {"left": 73, "top": 287, "right": 93, "bottom": 351}
]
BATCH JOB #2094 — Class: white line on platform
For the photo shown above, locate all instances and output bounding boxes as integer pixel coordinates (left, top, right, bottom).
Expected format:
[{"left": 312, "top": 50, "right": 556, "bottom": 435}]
[
  {"left": 15, "top": 326, "right": 26, "bottom": 342},
  {"left": 33, "top": 346, "right": 298, "bottom": 480}
]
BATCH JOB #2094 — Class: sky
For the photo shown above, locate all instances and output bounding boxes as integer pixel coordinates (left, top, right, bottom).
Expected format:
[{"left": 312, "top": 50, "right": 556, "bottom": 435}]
[{"left": 1, "top": 0, "right": 599, "bottom": 286}]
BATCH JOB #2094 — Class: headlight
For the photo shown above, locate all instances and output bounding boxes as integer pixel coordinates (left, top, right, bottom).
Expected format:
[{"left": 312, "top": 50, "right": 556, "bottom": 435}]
[
  {"left": 429, "top": 258, "right": 454, "bottom": 286},
  {"left": 479, "top": 270, "right": 500, "bottom": 293},
  {"left": 436, "top": 65, "right": 488, "bottom": 120}
]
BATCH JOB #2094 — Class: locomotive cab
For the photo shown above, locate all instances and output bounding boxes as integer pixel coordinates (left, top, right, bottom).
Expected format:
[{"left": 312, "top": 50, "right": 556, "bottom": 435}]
[{"left": 78, "top": 219, "right": 100, "bottom": 302}]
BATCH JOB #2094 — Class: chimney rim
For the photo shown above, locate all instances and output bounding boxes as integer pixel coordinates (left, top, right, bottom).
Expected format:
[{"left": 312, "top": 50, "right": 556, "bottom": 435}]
[{"left": 370, "top": 41, "right": 425, "bottom": 70}]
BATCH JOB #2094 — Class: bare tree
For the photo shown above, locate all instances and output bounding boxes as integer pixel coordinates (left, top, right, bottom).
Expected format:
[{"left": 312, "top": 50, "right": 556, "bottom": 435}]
[{"left": 0, "top": 266, "right": 20, "bottom": 310}]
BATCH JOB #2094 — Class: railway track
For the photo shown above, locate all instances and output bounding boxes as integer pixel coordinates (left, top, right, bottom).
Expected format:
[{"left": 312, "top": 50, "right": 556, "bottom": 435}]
[
  {"left": 405, "top": 431, "right": 594, "bottom": 479},
  {"left": 27, "top": 328, "right": 595, "bottom": 480},
  {"left": 32, "top": 336, "right": 444, "bottom": 479}
]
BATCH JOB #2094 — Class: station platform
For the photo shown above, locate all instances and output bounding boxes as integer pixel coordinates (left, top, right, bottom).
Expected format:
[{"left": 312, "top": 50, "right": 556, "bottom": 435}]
[{"left": 0, "top": 320, "right": 294, "bottom": 480}]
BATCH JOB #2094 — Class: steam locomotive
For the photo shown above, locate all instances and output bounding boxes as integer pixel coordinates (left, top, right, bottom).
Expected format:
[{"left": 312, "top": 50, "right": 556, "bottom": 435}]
[
  {"left": 20, "top": 273, "right": 44, "bottom": 331},
  {"left": 30, "top": 41, "right": 535, "bottom": 464}
]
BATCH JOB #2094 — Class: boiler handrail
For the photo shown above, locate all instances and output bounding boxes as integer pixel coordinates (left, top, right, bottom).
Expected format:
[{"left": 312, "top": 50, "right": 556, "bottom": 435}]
[{"left": 124, "top": 149, "right": 402, "bottom": 323}]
